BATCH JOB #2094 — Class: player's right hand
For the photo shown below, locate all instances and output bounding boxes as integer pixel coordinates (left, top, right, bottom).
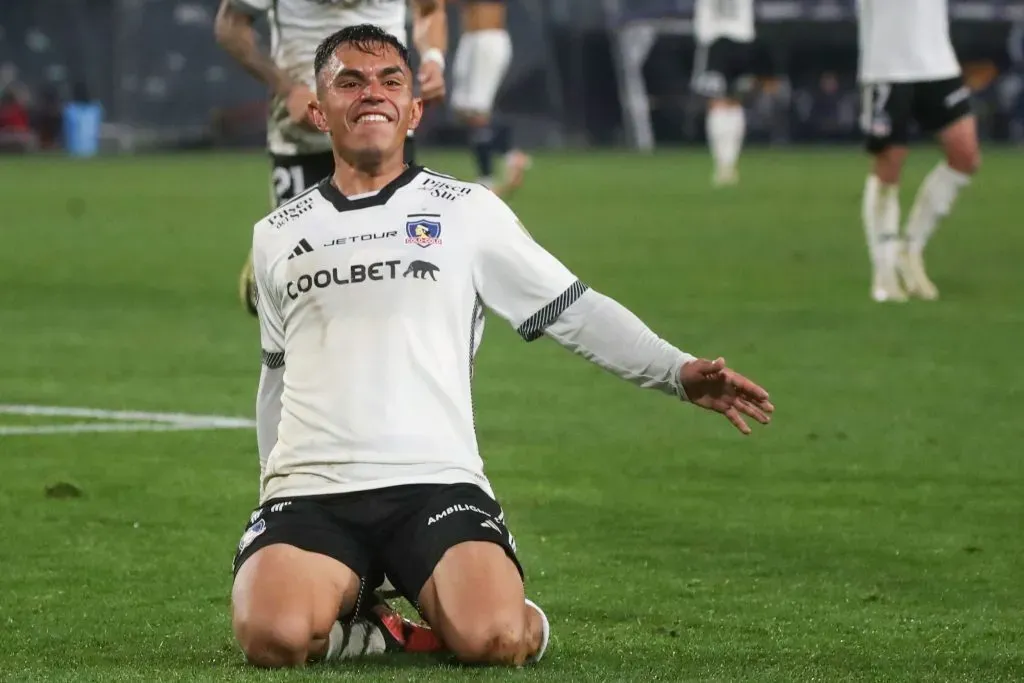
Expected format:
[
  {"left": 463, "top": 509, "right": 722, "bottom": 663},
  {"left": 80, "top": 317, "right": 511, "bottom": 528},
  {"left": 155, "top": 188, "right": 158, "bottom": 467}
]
[
  {"left": 417, "top": 61, "right": 446, "bottom": 103},
  {"left": 285, "top": 83, "right": 318, "bottom": 130},
  {"left": 679, "top": 357, "right": 774, "bottom": 435}
]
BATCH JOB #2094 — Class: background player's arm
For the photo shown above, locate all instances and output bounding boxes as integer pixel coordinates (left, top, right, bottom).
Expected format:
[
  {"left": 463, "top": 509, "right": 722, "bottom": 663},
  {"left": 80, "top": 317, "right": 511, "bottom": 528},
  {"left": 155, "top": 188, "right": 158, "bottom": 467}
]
[
  {"left": 214, "top": 0, "right": 294, "bottom": 98},
  {"left": 411, "top": 0, "right": 448, "bottom": 101}
]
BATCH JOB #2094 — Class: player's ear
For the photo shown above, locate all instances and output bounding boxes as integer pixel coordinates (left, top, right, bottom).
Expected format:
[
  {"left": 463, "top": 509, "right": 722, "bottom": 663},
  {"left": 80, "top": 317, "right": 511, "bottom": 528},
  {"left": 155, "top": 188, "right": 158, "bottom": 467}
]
[
  {"left": 407, "top": 97, "right": 424, "bottom": 132},
  {"left": 309, "top": 98, "right": 329, "bottom": 134}
]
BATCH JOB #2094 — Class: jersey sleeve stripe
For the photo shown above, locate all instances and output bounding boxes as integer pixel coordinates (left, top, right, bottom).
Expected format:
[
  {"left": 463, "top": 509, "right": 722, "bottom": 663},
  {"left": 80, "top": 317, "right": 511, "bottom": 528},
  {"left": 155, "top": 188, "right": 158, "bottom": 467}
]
[
  {"left": 261, "top": 350, "right": 285, "bottom": 368},
  {"left": 516, "top": 280, "right": 589, "bottom": 342}
]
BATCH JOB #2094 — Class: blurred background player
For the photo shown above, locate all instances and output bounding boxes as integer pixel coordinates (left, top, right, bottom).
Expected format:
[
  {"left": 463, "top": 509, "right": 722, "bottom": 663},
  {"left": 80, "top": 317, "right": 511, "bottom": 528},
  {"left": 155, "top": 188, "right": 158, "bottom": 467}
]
[
  {"left": 451, "top": 0, "right": 529, "bottom": 196},
  {"left": 214, "top": 0, "right": 447, "bottom": 316},
  {"left": 857, "top": 0, "right": 981, "bottom": 302},
  {"left": 690, "top": 0, "right": 756, "bottom": 187}
]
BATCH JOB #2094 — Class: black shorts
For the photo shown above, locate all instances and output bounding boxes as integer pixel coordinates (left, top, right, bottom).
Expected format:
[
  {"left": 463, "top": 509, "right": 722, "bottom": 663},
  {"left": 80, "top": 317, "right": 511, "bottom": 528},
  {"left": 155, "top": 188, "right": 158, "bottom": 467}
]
[
  {"left": 691, "top": 38, "right": 756, "bottom": 99},
  {"left": 232, "top": 483, "right": 522, "bottom": 612},
  {"left": 860, "top": 77, "right": 973, "bottom": 153},
  {"left": 270, "top": 151, "right": 334, "bottom": 207},
  {"left": 270, "top": 136, "right": 417, "bottom": 207}
]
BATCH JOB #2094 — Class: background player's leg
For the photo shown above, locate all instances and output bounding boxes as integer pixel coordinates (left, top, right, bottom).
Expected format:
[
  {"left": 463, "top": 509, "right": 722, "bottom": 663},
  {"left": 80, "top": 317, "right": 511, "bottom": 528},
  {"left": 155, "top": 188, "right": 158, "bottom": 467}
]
[
  {"left": 453, "top": 29, "right": 521, "bottom": 195},
  {"left": 232, "top": 544, "right": 361, "bottom": 667},
  {"left": 864, "top": 146, "right": 909, "bottom": 302},
  {"left": 706, "top": 98, "right": 745, "bottom": 186},
  {"left": 901, "top": 115, "right": 980, "bottom": 299},
  {"left": 417, "top": 541, "right": 546, "bottom": 666}
]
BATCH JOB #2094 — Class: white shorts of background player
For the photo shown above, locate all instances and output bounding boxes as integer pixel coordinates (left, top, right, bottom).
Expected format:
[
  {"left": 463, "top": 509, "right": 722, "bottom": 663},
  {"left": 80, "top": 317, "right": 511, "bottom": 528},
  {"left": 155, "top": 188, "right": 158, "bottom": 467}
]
[{"left": 451, "top": 29, "right": 512, "bottom": 114}]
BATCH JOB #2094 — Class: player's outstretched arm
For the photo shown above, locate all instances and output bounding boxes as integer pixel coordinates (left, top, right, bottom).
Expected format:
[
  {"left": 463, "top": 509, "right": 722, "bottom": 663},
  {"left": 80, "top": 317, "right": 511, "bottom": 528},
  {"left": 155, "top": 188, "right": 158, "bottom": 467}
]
[
  {"left": 214, "top": 0, "right": 315, "bottom": 126},
  {"left": 412, "top": 0, "right": 448, "bottom": 102},
  {"left": 543, "top": 291, "right": 773, "bottom": 435},
  {"left": 472, "top": 191, "right": 773, "bottom": 435}
]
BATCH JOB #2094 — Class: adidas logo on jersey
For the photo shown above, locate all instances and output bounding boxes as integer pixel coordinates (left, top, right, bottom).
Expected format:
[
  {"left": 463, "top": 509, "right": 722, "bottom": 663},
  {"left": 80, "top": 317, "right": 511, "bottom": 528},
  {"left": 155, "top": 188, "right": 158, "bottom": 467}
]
[{"left": 287, "top": 239, "right": 314, "bottom": 260}]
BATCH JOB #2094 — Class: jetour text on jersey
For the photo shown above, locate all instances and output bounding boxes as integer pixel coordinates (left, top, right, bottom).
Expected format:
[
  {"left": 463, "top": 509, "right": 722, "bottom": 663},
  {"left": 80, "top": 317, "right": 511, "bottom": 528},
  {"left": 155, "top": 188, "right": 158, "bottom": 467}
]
[{"left": 287, "top": 259, "right": 403, "bottom": 299}]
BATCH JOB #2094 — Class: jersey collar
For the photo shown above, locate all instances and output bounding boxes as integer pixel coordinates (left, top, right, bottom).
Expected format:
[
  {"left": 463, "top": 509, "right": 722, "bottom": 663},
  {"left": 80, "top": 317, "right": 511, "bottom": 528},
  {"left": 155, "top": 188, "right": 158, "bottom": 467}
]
[{"left": 318, "top": 164, "right": 422, "bottom": 213}]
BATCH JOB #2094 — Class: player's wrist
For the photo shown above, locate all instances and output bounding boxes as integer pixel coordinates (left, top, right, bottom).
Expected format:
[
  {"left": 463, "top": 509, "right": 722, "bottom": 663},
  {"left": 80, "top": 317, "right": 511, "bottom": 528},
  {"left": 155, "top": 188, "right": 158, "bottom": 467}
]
[
  {"left": 421, "top": 48, "right": 445, "bottom": 70},
  {"left": 675, "top": 355, "right": 699, "bottom": 402}
]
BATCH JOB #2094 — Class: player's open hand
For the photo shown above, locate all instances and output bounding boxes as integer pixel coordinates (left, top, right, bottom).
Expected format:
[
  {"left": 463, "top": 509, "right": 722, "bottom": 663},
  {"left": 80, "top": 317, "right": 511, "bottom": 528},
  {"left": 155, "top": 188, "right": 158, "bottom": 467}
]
[
  {"left": 417, "top": 61, "right": 446, "bottom": 103},
  {"left": 286, "top": 83, "right": 318, "bottom": 129},
  {"left": 680, "top": 357, "right": 774, "bottom": 435}
]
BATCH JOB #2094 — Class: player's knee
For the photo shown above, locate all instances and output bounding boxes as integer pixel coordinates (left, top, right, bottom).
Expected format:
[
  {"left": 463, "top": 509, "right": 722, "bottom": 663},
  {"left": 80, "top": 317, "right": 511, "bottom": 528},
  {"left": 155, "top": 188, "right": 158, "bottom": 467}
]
[
  {"left": 872, "top": 148, "right": 907, "bottom": 185},
  {"left": 450, "top": 610, "right": 528, "bottom": 665},
  {"left": 234, "top": 611, "right": 311, "bottom": 668},
  {"left": 465, "top": 112, "right": 491, "bottom": 128}
]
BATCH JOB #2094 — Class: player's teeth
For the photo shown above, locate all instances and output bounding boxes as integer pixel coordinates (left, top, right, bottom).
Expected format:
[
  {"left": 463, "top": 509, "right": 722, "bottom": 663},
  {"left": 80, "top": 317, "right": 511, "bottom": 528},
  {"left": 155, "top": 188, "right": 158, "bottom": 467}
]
[{"left": 359, "top": 114, "right": 387, "bottom": 123}]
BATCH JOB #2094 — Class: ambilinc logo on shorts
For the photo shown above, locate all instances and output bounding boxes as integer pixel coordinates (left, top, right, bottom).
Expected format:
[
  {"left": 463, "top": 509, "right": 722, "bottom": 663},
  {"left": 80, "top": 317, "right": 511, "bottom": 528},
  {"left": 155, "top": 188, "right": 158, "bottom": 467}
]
[
  {"left": 287, "top": 260, "right": 402, "bottom": 300},
  {"left": 427, "top": 503, "right": 489, "bottom": 525}
]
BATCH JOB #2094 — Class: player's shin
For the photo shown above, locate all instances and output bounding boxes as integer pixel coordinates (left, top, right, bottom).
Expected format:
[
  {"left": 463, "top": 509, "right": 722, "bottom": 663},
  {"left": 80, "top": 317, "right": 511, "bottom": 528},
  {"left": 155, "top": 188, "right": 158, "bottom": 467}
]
[
  {"left": 905, "top": 161, "right": 970, "bottom": 257},
  {"left": 706, "top": 104, "right": 743, "bottom": 184},
  {"left": 863, "top": 174, "right": 906, "bottom": 302},
  {"left": 523, "top": 599, "right": 550, "bottom": 665},
  {"left": 899, "top": 162, "right": 970, "bottom": 299},
  {"left": 469, "top": 123, "right": 496, "bottom": 186}
]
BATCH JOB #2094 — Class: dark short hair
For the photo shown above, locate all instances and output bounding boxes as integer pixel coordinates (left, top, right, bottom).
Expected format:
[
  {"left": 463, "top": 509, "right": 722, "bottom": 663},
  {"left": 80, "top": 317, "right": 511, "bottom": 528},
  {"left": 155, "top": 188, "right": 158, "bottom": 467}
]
[{"left": 313, "top": 24, "right": 411, "bottom": 81}]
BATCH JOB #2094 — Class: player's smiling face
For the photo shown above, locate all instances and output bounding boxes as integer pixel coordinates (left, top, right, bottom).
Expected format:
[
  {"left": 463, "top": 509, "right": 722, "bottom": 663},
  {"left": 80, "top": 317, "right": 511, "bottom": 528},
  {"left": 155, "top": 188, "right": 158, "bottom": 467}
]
[{"left": 312, "top": 42, "right": 422, "bottom": 167}]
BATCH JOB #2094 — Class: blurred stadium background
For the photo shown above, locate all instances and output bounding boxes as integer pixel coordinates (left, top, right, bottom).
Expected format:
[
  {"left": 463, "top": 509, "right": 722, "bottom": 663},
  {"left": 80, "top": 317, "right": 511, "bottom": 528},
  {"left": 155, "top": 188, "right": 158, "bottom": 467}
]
[
  {"left": 2, "top": 2, "right": 1023, "bottom": 681},
  {"left": 3, "top": 0, "right": 1024, "bottom": 153}
]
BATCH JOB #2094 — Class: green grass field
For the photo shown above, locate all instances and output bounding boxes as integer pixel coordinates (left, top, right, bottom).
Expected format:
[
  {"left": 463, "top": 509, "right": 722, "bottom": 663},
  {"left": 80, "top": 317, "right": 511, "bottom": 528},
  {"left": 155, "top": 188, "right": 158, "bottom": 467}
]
[{"left": 1, "top": 148, "right": 1022, "bottom": 682}]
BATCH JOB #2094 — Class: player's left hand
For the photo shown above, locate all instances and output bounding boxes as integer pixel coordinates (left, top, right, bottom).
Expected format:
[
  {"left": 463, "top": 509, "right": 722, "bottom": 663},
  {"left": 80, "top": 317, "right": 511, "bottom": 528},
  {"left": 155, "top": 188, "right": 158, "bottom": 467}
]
[
  {"left": 417, "top": 61, "right": 446, "bottom": 103},
  {"left": 679, "top": 357, "right": 774, "bottom": 435}
]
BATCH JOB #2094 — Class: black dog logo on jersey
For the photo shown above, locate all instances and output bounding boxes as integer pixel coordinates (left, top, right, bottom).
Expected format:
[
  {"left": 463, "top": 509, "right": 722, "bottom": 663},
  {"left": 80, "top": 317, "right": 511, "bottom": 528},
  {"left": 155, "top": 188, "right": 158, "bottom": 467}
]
[
  {"left": 405, "top": 215, "right": 442, "bottom": 248},
  {"left": 403, "top": 260, "right": 439, "bottom": 281}
]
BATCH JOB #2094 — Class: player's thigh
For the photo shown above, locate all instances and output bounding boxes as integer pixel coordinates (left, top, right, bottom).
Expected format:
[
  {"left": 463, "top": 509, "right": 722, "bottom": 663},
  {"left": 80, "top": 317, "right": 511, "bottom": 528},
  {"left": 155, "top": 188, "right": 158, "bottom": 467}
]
[
  {"left": 723, "top": 39, "right": 757, "bottom": 100},
  {"left": 915, "top": 79, "right": 981, "bottom": 174},
  {"left": 380, "top": 484, "right": 525, "bottom": 653},
  {"left": 860, "top": 82, "right": 913, "bottom": 179},
  {"left": 450, "top": 32, "right": 479, "bottom": 113},
  {"left": 454, "top": 30, "right": 509, "bottom": 116},
  {"left": 269, "top": 152, "right": 334, "bottom": 208},
  {"left": 231, "top": 498, "right": 372, "bottom": 651},
  {"left": 232, "top": 544, "right": 360, "bottom": 650},
  {"left": 419, "top": 541, "right": 528, "bottom": 660}
]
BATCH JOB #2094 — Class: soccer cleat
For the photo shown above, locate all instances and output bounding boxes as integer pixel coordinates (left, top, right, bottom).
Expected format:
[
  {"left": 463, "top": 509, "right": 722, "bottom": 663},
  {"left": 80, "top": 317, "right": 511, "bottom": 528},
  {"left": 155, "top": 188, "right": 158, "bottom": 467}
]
[
  {"left": 239, "top": 251, "right": 257, "bottom": 316},
  {"left": 366, "top": 601, "right": 446, "bottom": 654},
  {"left": 493, "top": 149, "right": 531, "bottom": 198},
  {"left": 712, "top": 166, "right": 739, "bottom": 187},
  {"left": 898, "top": 248, "right": 939, "bottom": 300},
  {"left": 871, "top": 268, "right": 908, "bottom": 303}
]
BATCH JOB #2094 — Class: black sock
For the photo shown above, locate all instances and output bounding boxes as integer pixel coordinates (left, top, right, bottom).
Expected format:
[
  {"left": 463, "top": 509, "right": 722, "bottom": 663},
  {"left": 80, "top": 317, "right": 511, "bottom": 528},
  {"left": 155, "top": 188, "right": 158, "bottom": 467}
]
[
  {"left": 492, "top": 123, "right": 512, "bottom": 155},
  {"left": 469, "top": 125, "right": 495, "bottom": 179}
]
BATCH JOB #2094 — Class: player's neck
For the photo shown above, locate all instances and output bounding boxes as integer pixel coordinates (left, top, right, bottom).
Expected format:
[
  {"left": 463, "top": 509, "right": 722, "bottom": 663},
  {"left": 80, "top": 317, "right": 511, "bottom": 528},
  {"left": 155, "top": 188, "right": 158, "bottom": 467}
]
[{"left": 332, "top": 156, "right": 408, "bottom": 197}]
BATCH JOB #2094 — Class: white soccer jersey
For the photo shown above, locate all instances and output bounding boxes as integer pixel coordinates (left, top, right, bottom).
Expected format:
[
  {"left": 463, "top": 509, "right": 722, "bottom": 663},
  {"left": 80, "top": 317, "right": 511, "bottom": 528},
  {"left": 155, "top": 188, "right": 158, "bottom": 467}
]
[
  {"left": 253, "top": 167, "right": 585, "bottom": 503},
  {"left": 857, "top": 0, "right": 961, "bottom": 83},
  {"left": 231, "top": 0, "right": 409, "bottom": 156},
  {"left": 694, "top": 0, "right": 755, "bottom": 44}
]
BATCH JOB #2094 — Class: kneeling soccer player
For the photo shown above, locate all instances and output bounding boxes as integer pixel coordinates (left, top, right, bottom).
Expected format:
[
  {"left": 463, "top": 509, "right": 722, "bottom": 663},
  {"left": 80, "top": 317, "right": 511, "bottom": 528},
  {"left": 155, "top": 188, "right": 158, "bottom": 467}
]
[{"left": 232, "top": 24, "right": 774, "bottom": 669}]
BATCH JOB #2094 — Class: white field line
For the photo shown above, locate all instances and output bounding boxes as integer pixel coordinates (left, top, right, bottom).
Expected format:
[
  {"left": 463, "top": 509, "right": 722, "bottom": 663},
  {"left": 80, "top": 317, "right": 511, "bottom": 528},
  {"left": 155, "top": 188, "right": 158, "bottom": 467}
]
[{"left": 0, "top": 404, "right": 256, "bottom": 436}]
